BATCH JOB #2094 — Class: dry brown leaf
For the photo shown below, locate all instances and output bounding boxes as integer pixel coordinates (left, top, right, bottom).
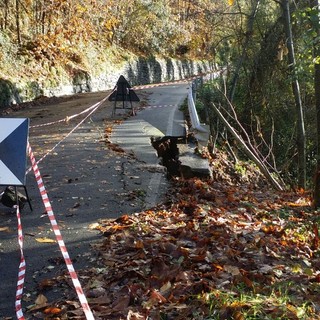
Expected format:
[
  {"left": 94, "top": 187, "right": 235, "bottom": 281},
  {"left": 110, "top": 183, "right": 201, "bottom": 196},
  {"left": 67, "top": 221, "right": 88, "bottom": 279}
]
[
  {"left": 43, "top": 307, "right": 62, "bottom": 314},
  {"left": 224, "top": 265, "right": 241, "bottom": 276},
  {"left": 127, "top": 310, "right": 145, "bottom": 320},
  {"left": 35, "top": 294, "right": 48, "bottom": 306},
  {"left": 135, "top": 240, "right": 144, "bottom": 249},
  {"left": 112, "top": 294, "right": 130, "bottom": 311},
  {"left": 0, "top": 226, "right": 11, "bottom": 232},
  {"left": 143, "top": 289, "right": 167, "bottom": 309},
  {"left": 87, "top": 293, "right": 112, "bottom": 305},
  {"left": 38, "top": 278, "right": 56, "bottom": 290},
  {"left": 35, "top": 237, "right": 56, "bottom": 243},
  {"left": 105, "top": 127, "right": 113, "bottom": 134},
  {"left": 160, "top": 281, "right": 172, "bottom": 294},
  {"left": 88, "top": 222, "right": 100, "bottom": 230}
]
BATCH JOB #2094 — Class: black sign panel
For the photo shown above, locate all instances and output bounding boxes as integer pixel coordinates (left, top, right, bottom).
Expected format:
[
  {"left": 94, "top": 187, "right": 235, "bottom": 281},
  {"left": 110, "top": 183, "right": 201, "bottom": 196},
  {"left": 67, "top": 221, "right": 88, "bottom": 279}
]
[
  {"left": 0, "top": 118, "right": 29, "bottom": 186},
  {"left": 108, "top": 75, "right": 140, "bottom": 102}
]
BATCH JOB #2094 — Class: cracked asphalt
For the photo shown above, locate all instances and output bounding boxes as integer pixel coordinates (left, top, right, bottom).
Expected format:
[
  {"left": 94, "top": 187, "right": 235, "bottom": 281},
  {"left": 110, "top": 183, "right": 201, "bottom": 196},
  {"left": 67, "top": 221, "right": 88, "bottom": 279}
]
[{"left": 0, "top": 83, "right": 189, "bottom": 319}]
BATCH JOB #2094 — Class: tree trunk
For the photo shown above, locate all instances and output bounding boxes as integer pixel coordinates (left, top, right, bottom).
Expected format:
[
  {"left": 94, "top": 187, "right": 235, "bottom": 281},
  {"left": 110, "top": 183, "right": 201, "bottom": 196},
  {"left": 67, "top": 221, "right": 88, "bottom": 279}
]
[
  {"left": 312, "top": 0, "right": 320, "bottom": 207},
  {"left": 15, "top": 0, "right": 21, "bottom": 45},
  {"left": 282, "top": 0, "right": 306, "bottom": 188},
  {"left": 228, "top": 0, "right": 261, "bottom": 103},
  {"left": 314, "top": 59, "right": 320, "bottom": 207},
  {"left": 2, "top": 0, "right": 9, "bottom": 30}
]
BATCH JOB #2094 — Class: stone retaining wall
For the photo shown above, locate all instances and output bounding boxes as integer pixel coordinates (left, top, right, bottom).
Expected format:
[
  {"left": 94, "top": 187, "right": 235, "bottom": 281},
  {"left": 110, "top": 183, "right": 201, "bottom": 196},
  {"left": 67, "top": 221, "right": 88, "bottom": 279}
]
[
  {"left": 0, "top": 56, "right": 216, "bottom": 109},
  {"left": 68, "top": 56, "right": 216, "bottom": 95}
]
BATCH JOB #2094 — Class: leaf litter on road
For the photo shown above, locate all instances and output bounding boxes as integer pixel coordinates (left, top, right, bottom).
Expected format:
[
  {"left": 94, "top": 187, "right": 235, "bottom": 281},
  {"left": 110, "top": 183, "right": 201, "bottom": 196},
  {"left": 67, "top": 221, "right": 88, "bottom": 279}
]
[{"left": 27, "top": 150, "right": 320, "bottom": 319}]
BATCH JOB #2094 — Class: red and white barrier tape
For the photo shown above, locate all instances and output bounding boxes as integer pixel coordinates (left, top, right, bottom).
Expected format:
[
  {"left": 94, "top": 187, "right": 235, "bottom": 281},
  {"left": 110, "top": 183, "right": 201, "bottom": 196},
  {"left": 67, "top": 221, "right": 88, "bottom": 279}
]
[
  {"left": 143, "top": 104, "right": 177, "bottom": 110},
  {"left": 26, "top": 95, "right": 108, "bottom": 175},
  {"left": 134, "top": 79, "right": 190, "bottom": 91},
  {"left": 26, "top": 143, "right": 95, "bottom": 320},
  {"left": 29, "top": 73, "right": 209, "bottom": 129},
  {"left": 133, "top": 71, "right": 218, "bottom": 90},
  {"left": 30, "top": 100, "right": 106, "bottom": 129},
  {"left": 15, "top": 204, "right": 26, "bottom": 320},
  {"left": 29, "top": 83, "right": 178, "bottom": 128}
]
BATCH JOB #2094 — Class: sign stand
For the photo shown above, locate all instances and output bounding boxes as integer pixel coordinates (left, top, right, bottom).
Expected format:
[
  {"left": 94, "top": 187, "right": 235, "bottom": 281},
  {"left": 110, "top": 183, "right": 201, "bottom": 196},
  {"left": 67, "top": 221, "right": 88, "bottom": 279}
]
[
  {"left": 22, "top": 186, "right": 32, "bottom": 210},
  {"left": 0, "top": 118, "right": 32, "bottom": 211},
  {"left": 108, "top": 75, "right": 140, "bottom": 116}
]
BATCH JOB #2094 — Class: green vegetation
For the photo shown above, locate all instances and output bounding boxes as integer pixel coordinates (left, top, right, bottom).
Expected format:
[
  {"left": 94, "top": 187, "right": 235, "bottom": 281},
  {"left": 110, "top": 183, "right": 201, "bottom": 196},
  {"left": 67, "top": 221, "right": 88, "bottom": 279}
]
[{"left": 189, "top": 0, "right": 320, "bottom": 189}]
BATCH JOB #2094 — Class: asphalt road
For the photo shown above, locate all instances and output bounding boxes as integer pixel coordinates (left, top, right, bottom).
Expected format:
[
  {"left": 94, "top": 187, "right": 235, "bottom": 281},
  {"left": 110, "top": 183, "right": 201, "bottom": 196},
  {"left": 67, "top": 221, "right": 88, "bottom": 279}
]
[
  {"left": 0, "top": 82, "right": 190, "bottom": 319},
  {"left": 112, "top": 83, "right": 189, "bottom": 160}
]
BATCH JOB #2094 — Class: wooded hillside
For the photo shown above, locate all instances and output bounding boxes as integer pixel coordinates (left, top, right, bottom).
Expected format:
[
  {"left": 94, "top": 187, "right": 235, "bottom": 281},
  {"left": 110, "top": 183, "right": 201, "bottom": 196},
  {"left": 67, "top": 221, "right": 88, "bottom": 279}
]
[
  {"left": 0, "top": 0, "right": 229, "bottom": 86},
  {"left": 0, "top": 0, "right": 230, "bottom": 105},
  {"left": 0, "top": 0, "right": 229, "bottom": 59}
]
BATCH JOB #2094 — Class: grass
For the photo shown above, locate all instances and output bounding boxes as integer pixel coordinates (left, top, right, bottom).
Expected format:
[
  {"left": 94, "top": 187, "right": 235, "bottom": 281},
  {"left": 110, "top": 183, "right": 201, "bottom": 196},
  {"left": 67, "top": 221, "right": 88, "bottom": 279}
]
[{"left": 201, "top": 283, "right": 316, "bottom": 319}]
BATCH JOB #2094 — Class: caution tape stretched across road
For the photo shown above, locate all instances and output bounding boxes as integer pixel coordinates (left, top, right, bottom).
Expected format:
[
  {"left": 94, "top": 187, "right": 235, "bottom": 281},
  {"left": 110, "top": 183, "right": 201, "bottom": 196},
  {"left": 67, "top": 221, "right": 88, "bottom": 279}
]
[
  {"left": 28, "top": 72, "right": 213, "bottom": 129},
  {"left": 30, "top": 100, "right": 105, "bottom": 129},
  {"left": 26, "top": 95, "right": 109, "bottom": 174},
  {"left": 26, "top": 79, "right": 186, "bottom": 170}
]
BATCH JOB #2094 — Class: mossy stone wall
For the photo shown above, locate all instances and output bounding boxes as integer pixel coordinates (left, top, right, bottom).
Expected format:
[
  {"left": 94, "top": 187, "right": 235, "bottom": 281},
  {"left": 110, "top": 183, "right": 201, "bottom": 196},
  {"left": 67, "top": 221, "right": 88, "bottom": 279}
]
[{"left": 0, "top": 56, "right": 216, "bottom": 109}]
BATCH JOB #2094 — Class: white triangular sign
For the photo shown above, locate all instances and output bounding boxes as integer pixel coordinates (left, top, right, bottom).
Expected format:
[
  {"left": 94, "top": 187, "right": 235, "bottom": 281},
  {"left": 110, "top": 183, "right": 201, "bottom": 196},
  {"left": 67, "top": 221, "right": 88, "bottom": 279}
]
[{"left": 0, "top": 160, "right": 21, "bottom": 185}]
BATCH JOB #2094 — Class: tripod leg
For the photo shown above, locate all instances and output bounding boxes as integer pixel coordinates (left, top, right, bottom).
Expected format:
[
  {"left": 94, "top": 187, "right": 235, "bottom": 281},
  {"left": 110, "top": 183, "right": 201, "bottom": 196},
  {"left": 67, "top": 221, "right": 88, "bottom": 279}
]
[
  {"left": 15, "top": 186, "right": 19, "bottom": 209},
  {"left": 112, "top": 100, "right": 116, "bottom": 117},
  {"left": 23, "top": 186, "right": 33, "bottom": 211}
]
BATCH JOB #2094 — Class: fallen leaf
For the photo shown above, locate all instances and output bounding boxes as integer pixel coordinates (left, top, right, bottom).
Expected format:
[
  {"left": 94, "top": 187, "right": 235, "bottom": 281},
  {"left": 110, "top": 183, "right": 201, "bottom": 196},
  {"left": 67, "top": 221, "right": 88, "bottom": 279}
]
[
  {"left": 89, "top": 222, "right": 100, "bottom": 230},
  {"left": 127, "top": 310, "right": 145, "bottom": 320},
  {"left": 160, "top": 281, "right": 172, "bottom": 294},
  {"left": 259, "top": 264, "right": 274, "bottom": 274},
  {"left": 26, "top": 149, "right": 320, "bottom": 319},
  {"left": 43, "top": 307, "right": 62, "bottom": 314},
  {"left": 38, "top": 279, "right": 56, "bottom": 290},
  {"left": 143, "top": 289, "right": 167, "bottom": 309},
  {"left": 112, "top": 294, "right": 130, "bottom": 311},
  {"left": 224, "top": 265, "right": 241, "bottom": 276},
  {"left": 0, "top": 226, "right": 11, "bottom": 232},
  {"left": 135, "top": 240, "right": 144, "bottom": 249},
  {"left": 35, "top": 294, "right": 48, "bottom": 306},
  {"left": 35, "top": 237, "right": 56, "bottom": 243}
]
